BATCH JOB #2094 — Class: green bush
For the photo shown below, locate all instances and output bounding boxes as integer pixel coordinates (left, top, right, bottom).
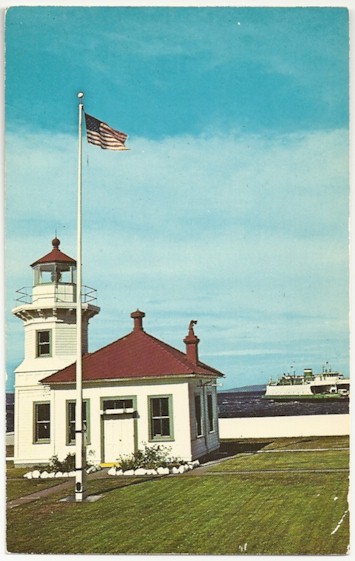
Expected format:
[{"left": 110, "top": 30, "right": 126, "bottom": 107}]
[
  {"left": 47, "top": 453, "right": 76, "bottom": 473},
  {"left": 117, "top": 444, "right": 180, "bottom": 470},
  {"left": 118, "top": 455, "right": 139, "bottom": 471}
]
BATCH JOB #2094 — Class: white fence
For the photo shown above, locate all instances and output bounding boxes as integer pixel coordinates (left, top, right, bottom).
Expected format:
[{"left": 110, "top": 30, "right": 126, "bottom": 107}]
[{"left": 218, "top": 414, "right": 350, "bottom": 440}]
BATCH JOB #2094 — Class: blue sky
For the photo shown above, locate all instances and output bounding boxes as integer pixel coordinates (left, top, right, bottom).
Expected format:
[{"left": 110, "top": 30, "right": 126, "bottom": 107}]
[{"left": 5, "top": 6, "right": 349, "bottom": 390}]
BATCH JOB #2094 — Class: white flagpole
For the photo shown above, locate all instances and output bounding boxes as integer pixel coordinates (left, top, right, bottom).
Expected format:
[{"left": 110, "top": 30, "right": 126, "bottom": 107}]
[{"left": 75, "top": 91, "right": 87, "bottom": 502}]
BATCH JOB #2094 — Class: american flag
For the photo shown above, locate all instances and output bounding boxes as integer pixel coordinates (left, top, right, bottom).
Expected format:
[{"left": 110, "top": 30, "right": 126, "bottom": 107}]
[{"left": 85, "top": 113, "right": 128, "bottom": 150}]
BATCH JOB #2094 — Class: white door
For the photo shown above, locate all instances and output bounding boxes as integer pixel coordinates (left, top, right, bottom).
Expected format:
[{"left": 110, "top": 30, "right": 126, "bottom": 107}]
[{"left": 103, "top": 414, "right": 135, "bottom": 463}]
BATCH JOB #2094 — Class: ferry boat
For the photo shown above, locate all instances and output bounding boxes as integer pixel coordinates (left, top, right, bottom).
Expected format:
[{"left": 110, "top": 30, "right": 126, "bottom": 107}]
[{"left": 264, "top": 365, "right": 350, "bottom": 400}]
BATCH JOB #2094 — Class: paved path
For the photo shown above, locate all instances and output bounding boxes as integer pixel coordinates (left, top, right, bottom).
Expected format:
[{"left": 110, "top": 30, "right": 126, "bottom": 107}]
[{"left": 7, "top": 469, "right": 108, "bottom": 509}]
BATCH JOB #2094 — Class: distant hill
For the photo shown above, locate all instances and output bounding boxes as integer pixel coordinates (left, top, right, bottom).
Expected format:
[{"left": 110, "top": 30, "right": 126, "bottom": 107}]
[{"left": 218, "top": 384, "right": 266, "bottom": 393}]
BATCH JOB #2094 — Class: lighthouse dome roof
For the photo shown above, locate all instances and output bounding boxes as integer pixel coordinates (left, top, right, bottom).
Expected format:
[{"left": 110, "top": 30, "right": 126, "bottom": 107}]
[{"left": 31, "top": 237, "right": 76, "bottom": 267}]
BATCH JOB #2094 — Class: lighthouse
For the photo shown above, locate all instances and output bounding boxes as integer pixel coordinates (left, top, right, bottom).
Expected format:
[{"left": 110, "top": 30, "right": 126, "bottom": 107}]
[{"left": 12, "top": 237, "right": 100, "bottom": 465}]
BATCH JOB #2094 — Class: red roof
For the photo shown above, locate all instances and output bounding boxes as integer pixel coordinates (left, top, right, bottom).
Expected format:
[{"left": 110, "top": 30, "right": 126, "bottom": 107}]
[
  {"left": 41, "top": 327, "right": 224, "bottom": 385},
  {"left": 31, "top": 238, "right": 76, "bottom": 267}
]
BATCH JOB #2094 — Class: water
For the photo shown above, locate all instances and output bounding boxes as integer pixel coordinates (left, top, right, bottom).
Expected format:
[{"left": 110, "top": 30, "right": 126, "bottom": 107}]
[
  {"left": 6, "top": 394, "right": 14, "bottom": 432},
  {"left": 5, "top": 391, "right": 349, "bottom": 432},
  {"left": 217, "top": 391, "right": 349, "bottom": 418}
]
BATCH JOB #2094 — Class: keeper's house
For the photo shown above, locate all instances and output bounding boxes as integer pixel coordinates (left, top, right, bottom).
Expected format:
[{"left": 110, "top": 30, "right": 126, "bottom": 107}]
[{"left": 12, "top": 238, "right": 224, "bottom": 467}]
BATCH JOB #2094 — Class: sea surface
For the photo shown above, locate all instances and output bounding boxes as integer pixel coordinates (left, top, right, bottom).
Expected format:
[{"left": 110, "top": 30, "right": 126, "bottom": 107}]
[{"left": 217, "top": 391, "right": 349, "bottom": 418}]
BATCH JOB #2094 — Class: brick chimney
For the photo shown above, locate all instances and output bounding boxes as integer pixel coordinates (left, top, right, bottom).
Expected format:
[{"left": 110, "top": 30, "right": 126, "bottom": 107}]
[
  {"left": 131, "top": 309, "right": 145, "bottom": 332},
  {"left": 184, "top": 320, "right": 200, "bottom": 364}
]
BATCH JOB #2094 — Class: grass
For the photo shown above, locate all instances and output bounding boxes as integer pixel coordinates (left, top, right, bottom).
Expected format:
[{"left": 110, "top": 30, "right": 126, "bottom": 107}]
[
  {"left": 258, "top": 435, "right": 349, "bottom": 450},
  {"left": 208, "top": 449, "right": 349, "bottom": 471},
  {"left": 219, "top": 435, "right": 349, "bottom": 452},
  {"left": 6, "top": 478, "right": 65, "bottom": 502},
  {"left": 6, "top": 463, "right": 72, "bottom": 501},
  {"left": 6, "top": 436, "right": 350, "bottom": 555}
]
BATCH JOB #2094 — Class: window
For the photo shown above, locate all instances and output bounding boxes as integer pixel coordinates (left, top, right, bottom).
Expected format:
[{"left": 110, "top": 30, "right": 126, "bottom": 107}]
[
  {"left": 207, "top": 393, "right": 214, "bottom": 432},
  {"left": 34, "top": 402, "right": 50, "bottom": 442},
  {"left": 37, "top": 330, "right": 51, "bottom": 357},
  {"left": 33, "top": 264, "right": 76, "bottom": 285},
  {"left": 67, "top": 401, "right": 89, "bottom": 445},
  {"left": 149, "top": 396, "right": 173, "bottom": 440},
  {"left": 103, "top": 398, "right": 133, "bottom": 411},
  {"left": 195, "top": 394, "right": 203, "bottom": 437}
]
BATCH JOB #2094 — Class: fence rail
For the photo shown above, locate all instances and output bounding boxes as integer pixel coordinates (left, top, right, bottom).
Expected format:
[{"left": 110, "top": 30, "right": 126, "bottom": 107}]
[{"left": 15, "top": 285, "right": 98, "bottom": 305}]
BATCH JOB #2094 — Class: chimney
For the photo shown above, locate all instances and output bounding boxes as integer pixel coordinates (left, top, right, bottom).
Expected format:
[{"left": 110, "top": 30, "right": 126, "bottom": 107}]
[
  {"left": 184, "top": 320, "right": 200, "bottom": 364},
  {"left": 131, "top": 309, "right": 145, "bottom": 332}
]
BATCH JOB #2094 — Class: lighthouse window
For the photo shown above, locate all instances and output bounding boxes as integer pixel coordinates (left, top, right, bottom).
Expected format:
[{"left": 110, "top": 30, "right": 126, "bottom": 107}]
[
  {"left": 149, "top": 396, "right": 173, "bottom": 441},
  {"left": 33, "top": 264, "right": 76, "bottom": 285},
  {"left": 34, "top": 402, "right": 50, "bottom": 442},
  {"left": 36, "top": 330, "right": 51, "bottom": 357}
]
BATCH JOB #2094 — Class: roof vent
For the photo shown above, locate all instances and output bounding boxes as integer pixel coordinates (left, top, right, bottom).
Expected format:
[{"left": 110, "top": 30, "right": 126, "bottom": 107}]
[{"left": 131, "top": 309, "right": 145, "bottom": 332}]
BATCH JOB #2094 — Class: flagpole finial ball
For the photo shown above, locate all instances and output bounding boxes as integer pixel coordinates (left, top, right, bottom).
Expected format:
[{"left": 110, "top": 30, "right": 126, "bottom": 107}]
[{"left": 78, "top": 92, "right": 84, "bottom": 99}]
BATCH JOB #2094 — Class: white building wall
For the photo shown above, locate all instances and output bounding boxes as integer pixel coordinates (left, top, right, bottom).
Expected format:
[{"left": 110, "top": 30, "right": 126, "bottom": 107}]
[
  {"left": 219, "top": 414, "right": 350, "bottom": 439},
  {"left": 14, "top": 385, "right": 55, "bottom": 465},
  {"left": 189, "top": 380, "right": 220, "bottom": 459},
  {"left": 207, "top": 387, "right": 220, "bottom": 451},
  {"left": 16, "top": 378, "right": 195, "bottom": 466},
  {"left": 32, "top": 283, "right": 76, "bottom": 305},
  {"left": 55, "top": 324, "right": 77, "bottom": 356},
  {"left": 25, "top": 328, "right": 35, "bottom": 360},
  {"left": 15, "top": 357, "right": 77, "bottom": 386},
  {"left": 83, "top": 379, "right": 192, "bottom": 462},
  {"left": 24, "top": 320, "right": 58, "bottom": 361}
]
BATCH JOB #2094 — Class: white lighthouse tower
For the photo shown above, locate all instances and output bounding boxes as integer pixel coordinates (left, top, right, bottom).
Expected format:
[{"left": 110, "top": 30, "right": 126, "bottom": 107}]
[{"left": 12, "top": 237, "right": 100, "bottom": 465}]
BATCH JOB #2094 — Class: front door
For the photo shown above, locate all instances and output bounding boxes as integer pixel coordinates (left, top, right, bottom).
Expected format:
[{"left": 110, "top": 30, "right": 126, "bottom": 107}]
[{"left": 103, "top": 414, "right": 135, "bottom": 463}]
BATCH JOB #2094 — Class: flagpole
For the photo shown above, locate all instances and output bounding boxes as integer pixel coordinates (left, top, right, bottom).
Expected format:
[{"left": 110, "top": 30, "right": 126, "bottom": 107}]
[{"left": 75, "top": 91, "right": 87, "bottom": 502}]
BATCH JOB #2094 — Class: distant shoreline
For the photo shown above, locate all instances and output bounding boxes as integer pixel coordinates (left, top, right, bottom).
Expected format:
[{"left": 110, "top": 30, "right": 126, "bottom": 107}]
[{"left": 218, "top": 385, "right": 266, "bottom": 393}]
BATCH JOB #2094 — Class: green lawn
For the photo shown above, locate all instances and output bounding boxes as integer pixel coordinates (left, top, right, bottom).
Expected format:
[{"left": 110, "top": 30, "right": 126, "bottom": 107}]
[
  {"left": 258, "top": 435, "right": 349, "bottom": 450},
  {"left": 6, "top": 478, "right": 65, "bottom": 502},
  {"left": 6, "top": 436, "right": 350, "bottom": 555},
  {"left": 6, "top": 463, "right": 71, "bottom": 501},
  {"left": 220, "top": 435, "right": 349, "bottom": 452},
  {"left": 208, "top": 449, "right": 349, "bottom": 472}
]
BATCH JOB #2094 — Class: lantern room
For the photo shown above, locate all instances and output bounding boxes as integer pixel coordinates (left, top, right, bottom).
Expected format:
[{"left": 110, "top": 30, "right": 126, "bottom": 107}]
[
  {"left": 30, "top": 237, "right": 78, "bottom": 305},
  {"left": 31, "top": 237, "right": 77, "bottom": 286}
]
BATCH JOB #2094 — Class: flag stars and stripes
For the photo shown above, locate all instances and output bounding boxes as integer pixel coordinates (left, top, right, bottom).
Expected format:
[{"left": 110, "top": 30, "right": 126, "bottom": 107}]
[{"left": 85, "top": 113, "right": 129, "bottom": 151}]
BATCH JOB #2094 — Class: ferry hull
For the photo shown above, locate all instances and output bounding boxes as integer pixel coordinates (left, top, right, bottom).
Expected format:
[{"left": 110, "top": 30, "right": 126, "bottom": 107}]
[{"left": 263, "top": 393, "right": 349, "bottom": 401}]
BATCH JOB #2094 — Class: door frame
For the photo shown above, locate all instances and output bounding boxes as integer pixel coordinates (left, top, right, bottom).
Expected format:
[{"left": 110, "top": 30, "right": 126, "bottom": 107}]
[{"left": 100, "top": 395, "right": 138, "bottom": 463}]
